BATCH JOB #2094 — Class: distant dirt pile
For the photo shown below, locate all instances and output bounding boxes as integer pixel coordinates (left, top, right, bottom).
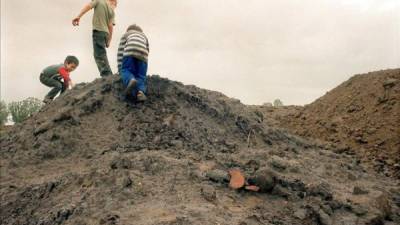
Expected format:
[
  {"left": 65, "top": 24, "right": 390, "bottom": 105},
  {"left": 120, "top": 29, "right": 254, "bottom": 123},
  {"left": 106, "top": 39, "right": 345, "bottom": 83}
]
[
  {"left": 1, "top": 75, "right": 399, "bottom": 225},
  {"left": 260, "top": 69, "right": 400, "bottom": 178}
]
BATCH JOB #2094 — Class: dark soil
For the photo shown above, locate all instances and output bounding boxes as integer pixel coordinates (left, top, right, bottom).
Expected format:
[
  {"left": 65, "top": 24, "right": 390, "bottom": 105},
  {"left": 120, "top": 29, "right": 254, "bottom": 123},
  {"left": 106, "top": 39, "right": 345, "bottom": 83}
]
[
  {"left": 1, "top": 75, "right": 399, "bottom": 225},
  {"left": 257, "top": 69, "right": 400, "bottom": 179}
]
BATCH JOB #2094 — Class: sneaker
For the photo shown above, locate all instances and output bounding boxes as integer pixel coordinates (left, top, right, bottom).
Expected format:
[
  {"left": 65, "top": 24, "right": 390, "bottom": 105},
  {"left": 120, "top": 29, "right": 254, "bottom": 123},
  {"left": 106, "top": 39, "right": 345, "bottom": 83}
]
[
  {"left": 137, "top": 91, "right": 147, "bottom": 102},
  {"left": 124, "top": 79, "right": 137, "bottom": 96},
  {"left": 100, "top": 73, "right": 113, "bottom": 77}
]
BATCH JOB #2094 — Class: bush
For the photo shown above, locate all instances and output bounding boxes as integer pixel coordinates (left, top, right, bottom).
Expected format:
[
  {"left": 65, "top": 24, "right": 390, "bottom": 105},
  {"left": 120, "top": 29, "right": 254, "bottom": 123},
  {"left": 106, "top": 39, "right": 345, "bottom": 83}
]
[
  {"left": 263, "top": 102, "right": 273, "bottom": 107},
  {"left": 8, "top": 98, "right": 43, "bottom": 123},
  {"left": 273, "top": 99, "right": 283, "bottom": 107},
  {"left": 0, "top": 101, "right": 9, "bottom": 126}
]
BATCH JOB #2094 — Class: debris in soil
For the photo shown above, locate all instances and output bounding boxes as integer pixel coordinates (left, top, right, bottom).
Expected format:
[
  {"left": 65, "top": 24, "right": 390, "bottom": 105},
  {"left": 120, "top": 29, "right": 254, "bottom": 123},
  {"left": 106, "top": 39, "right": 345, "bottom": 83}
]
[
  {"left": 1, "top": 74, "right": 399, "bottom": 225},
  {"left": 206, "top": 169, "right": 229, "bottom": 183},
  {"left": 228, "top": 168, "right": 246, "bottom": 189},
  {"left": 201, "top": 185, "right": 217, "bottom": 202},
  {"left": 249, "top": 167, "right": 278, "bottom": 193},
  {"left": 244, "top": 185, "right": 260, "bottom": 192},
  {"left": 353, "top": 186, "right": 369, "bottom": 195}
]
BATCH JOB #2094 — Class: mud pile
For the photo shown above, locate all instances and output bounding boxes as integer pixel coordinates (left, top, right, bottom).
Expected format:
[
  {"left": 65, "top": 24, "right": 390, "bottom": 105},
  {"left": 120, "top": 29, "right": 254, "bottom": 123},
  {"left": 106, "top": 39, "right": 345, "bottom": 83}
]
[
  {"left": 1, "top": 75, "right": 399, "bottom": 225},
  {"left": 260, "top": 69, "right": 400, "bottom": 178}
]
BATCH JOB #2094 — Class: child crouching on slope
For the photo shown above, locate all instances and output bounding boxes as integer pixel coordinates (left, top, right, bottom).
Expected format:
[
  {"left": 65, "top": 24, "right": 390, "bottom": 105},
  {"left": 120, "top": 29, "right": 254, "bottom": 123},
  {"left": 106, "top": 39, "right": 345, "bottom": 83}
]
[
  {"left": 117, "top": 24, "right": 149, "bottom": 102},
  {"left": 40, "top": 56, "right": 79, "bottom": 104}
]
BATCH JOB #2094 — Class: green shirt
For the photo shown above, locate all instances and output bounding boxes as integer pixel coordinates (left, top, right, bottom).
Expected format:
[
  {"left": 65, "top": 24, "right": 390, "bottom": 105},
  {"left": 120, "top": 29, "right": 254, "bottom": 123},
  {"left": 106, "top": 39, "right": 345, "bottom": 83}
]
[
  {"left": 90, "top": 0, "right": 115, "bottom": 33},
  {"left": 42, "top": 64, "right": 63, "bottom": 78}
]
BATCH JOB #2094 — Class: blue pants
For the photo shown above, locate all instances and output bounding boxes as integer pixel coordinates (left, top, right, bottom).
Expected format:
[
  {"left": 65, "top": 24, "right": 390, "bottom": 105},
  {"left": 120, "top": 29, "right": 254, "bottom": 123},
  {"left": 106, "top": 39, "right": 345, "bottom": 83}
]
[{"left": 121, "top": 56, "right": 148, "bottom": 95}]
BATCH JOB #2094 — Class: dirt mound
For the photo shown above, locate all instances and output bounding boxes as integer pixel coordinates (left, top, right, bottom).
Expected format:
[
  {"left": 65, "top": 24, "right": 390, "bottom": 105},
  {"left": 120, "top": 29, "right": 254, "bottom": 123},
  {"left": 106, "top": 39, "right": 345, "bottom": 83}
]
[
  {"left": 260, "top": 69, "right": 400, "bottom": 178},
  {"left": 1, "top": 75, "right": 399, "bottom": 225}
]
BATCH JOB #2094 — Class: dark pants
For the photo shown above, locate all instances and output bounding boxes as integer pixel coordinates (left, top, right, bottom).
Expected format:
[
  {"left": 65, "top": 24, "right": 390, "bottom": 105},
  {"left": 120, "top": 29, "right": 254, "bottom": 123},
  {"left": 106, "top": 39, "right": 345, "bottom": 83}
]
[
  {"left": 121, "top": 56, "right": 148, "bottom": 95},
  {"left": 40, "top": 73, "right": 65, "bottom": 99},
  {"left": 93, "top": 30, "right": 113, "bottom": 77}
]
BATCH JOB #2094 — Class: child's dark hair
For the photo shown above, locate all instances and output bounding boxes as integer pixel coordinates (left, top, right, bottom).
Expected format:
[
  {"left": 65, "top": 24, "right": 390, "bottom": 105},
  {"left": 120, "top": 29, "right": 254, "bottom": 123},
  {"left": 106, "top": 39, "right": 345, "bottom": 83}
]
[
  {"left": 65, "top": 55, "right": 79, "bottom": 66},
  {"left": 127, "top": 24, "right": 143, "bottom": 32}
]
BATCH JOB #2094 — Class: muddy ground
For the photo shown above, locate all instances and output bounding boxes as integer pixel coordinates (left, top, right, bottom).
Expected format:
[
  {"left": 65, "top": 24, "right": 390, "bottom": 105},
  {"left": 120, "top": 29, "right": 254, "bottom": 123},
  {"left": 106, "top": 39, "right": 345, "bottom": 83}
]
[
  {"left": 1, "top": 75, "right": 399, "bottom": 225},
  {"left": 256, "top": 69, "right": 400, "bottom": 178}
]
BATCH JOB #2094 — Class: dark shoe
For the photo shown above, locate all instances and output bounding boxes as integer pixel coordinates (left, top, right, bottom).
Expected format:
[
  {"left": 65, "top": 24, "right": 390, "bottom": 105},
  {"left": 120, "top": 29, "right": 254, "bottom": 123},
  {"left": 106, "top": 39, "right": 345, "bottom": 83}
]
[
  {"left": 137, "top": 91, "right": 147, "bottom": 102},
  {"left": 124, "top": 79, "right": 137, "bottom": 96},
  {"left": 100, "top": 73, "right": 113, "bottom": 77}
]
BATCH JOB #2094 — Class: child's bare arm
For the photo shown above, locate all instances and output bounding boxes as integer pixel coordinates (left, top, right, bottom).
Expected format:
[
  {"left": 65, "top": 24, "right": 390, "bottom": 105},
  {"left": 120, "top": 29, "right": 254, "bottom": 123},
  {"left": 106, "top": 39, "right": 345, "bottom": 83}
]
[
  {"left": 106, "top": 22, "right": 113, "bottom": 48},
  {"left": 72, "top": 3, "right": 93, "bottom": 26}
]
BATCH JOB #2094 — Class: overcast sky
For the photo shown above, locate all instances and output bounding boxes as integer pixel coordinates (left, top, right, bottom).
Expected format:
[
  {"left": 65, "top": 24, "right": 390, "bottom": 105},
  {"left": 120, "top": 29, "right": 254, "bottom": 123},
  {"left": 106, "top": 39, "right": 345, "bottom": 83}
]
[{"left": 1, "top": 0, "right": 399, "bottom": 105}]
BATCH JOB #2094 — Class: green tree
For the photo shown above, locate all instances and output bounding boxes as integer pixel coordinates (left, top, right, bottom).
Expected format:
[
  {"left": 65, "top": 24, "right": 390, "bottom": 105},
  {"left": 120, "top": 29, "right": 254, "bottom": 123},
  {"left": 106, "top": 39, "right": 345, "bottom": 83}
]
[
  {"left": 263, "top": 102, "right": 273, "bottom": 107},
  {"left": 0, "top": 101, "right": 9, "bottom": 126},
  {"left": 8, "top": 98, "right": 43, "bottom": 123},
  {"left": 273, "top": 99, "right": 283, "bottom": 107}
]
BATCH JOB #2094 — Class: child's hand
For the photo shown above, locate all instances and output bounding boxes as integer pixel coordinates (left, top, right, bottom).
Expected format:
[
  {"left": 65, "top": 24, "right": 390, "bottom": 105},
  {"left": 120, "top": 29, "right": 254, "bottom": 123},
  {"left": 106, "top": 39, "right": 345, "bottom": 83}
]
[
  {"left": 72, "top": 17, "right": 80, "bottom": 26},
  {"left": 106, "top": 39, "right": 111, "bottom": 48}
]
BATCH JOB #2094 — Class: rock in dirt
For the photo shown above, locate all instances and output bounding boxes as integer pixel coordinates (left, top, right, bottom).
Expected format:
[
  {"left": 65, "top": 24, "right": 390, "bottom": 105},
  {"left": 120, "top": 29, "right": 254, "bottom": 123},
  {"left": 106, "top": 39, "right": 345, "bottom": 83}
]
[
  {"left": 206, "top": 169, "right": 229, "bottom": 183},
  {"left": 268, "top": 155, "right": 289, "bottom": 171},
  {"left": 110, "top": 157, "right": 133, "bottom": 170},
  {"left": 293, "top": 208, "right": 308, "bottom": 220},
  {"left": 383, "top": 78, "right": 398, "bottom": 89},
  {"left": 34, "top": 121, "right": 53, "bottom": 136},
  {"left": 249, "top": 168, "right": 278, "bottom": 193},
  {"left": 121, "top": 176, "right": 132, "bottom": 188},
  {"left": 307, "top": 182, "right": 333, "bottom": 201},
  {"left": 352, "top": 204, "right": 369, "bottom": 216},
  {"left": 373, "top": 192, "right": 392, "bottom": 219},
  {"left": 271, "top": 185, "right": 290, "bottom": 198},
  {"left": 201, "top": 185, "right": 217, "bottom": 202},
  {"left": 353, "top": 186, "right": 369, "bottom": 195},
  {"left": 99, "top": 214, "right": 120, "bottom": 225},
  {"left": 317, "top": 209, "right": 332, "bottom": 225},
  {"left": 393, "top": 193, "right": 400, "bottom": 207}
]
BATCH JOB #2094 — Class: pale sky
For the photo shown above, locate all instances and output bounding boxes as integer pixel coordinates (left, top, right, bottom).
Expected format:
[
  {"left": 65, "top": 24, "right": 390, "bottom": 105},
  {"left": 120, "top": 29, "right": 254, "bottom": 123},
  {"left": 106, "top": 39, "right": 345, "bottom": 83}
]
[{"left": 1, "top": 0, "right": 399, "bottom": 105}]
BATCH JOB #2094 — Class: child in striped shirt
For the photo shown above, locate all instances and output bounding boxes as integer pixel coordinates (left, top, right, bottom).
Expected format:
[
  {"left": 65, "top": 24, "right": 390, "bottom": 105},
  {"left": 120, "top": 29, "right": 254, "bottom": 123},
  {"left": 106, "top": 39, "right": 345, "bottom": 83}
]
[{"left": 117, "top": 24, "right": 149, "bottom": 102}]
